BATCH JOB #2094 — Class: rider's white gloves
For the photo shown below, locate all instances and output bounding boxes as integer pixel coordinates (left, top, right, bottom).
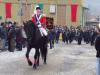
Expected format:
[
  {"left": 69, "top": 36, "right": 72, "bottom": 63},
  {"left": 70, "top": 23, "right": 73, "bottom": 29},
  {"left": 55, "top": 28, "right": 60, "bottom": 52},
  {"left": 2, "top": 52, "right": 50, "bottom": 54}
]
[{"left": 38, "top": 24, "right": 42, "bottom": 28}]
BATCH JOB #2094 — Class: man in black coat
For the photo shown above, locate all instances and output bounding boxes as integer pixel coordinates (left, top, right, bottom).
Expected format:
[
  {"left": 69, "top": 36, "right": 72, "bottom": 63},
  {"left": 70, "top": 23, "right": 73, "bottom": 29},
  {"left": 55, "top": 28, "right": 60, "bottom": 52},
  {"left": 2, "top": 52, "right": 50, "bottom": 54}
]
[
  {"left": 8, "top": 24, "right": 16, "bottom": 52},
  {"left": 16, "top": 27, "right": 23, "bottom": 51},
  {"left": 55, "top": 29, "right": 60, "bottom": 44},
  {"left": 65, "top": 29, "right": 70, "bottom": 44},
  {"left": 90, "top": 29, "right": 97, "bottom": 46},
  {"left": 83, "top": 30, "right": 90, "bottom": 44},
  {"left": 48, "top": 29, "right": 56, "bottom": 49},
  {"left": 77, "top": 29, "right": 83, "bottom": 45}
]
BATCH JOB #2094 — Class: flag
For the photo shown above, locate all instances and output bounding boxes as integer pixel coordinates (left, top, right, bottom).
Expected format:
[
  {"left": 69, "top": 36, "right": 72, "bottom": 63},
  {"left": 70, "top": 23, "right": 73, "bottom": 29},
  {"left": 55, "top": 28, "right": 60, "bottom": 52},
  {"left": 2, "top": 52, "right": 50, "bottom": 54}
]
[
  {"left": 72, "top": 0, "right": 76, "bottom": 3},
  {"left": 5, "top": 3, "right": 12, "bottom": 18},
  {"left": 71, "top": 4, "right": 78, "bottom": 22}
]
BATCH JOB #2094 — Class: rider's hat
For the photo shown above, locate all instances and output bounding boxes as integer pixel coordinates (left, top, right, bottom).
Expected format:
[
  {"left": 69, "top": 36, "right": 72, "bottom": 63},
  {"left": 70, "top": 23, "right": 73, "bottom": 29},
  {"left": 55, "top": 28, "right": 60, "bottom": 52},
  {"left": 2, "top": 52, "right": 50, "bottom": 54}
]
[{"left": 36, "top": 6, "right": 41, "bottom": 10}]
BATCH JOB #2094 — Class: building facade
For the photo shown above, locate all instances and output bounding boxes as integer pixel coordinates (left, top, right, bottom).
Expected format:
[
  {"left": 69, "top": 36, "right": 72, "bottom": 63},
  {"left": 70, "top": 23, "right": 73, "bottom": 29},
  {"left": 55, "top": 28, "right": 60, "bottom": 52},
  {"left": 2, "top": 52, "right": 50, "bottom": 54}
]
[{"left": 0, "top": 0, "right": 84, "bottom": 27}]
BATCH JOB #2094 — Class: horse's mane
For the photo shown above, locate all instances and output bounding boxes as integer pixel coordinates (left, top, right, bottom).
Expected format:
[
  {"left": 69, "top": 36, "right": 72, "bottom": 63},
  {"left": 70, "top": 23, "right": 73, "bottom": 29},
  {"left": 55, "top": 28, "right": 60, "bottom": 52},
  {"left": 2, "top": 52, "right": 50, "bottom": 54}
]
[{"left": 23, "top": 20, "right": 36, "bottom": 38}]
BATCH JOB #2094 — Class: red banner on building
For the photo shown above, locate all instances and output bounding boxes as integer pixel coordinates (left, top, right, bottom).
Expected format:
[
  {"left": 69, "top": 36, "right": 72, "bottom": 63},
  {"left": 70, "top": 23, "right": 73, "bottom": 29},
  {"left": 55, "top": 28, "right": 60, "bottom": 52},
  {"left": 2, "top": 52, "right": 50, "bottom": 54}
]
[
  {"left": 5, "top": 3, "right": 12, "bottom": 18},
  {"left": 71, "top": 4, "right": 78, "bottom": 22}
]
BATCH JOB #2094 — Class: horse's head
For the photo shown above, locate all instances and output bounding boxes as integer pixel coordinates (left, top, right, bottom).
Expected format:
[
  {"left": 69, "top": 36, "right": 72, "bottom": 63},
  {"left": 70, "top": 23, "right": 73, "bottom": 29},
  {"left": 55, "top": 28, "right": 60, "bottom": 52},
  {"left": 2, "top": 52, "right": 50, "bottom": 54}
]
[{"left": 23, "top": 20, "right": 36, "bottom": 38}]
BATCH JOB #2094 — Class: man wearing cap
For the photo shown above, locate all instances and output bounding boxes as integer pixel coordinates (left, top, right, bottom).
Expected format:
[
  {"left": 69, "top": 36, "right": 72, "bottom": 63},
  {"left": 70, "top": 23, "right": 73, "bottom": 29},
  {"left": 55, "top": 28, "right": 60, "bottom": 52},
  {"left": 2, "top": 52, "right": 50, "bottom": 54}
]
[{"left": 32, "top": 6, "right": 48, "bottom": 36}]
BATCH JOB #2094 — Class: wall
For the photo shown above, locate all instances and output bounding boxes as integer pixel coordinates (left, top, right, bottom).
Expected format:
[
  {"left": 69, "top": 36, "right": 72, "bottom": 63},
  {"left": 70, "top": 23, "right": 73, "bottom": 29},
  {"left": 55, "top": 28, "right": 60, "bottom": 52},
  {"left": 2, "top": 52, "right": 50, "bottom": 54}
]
[{"left": 0, "top": 0, "right": 83, "bottom": 27}]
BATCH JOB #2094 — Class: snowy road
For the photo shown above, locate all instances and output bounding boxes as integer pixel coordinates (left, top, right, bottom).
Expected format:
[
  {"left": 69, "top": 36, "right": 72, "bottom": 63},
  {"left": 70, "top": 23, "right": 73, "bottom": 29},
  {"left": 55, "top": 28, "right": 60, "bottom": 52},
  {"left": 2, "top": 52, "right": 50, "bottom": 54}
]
[{"left": 0, "top": 42, "right": 96, "bottom": 75}]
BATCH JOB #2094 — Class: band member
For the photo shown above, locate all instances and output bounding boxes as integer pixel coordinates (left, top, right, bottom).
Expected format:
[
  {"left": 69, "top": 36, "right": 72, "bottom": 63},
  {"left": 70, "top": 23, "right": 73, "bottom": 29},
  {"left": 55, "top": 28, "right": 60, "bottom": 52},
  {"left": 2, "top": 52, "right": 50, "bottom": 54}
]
[{"left": 32, "top": 5, "right": 48, "bottom": 36}]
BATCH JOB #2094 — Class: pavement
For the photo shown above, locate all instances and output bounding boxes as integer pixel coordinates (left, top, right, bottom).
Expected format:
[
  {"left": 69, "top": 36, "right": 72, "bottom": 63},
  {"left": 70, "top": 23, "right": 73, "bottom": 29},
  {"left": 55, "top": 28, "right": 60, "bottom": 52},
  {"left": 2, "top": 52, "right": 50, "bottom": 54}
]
[{"left": 0, "top": 41, "right": 96, "bottom": 75}]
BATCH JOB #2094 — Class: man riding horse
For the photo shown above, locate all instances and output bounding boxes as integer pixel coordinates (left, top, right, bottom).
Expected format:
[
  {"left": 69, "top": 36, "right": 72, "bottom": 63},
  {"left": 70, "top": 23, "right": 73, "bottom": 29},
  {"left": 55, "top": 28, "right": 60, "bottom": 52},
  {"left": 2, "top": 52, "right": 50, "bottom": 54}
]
[
  {"left": 24, "top": 5, "right": 48, "bottom": 69},
  {"left": 32, "top": 5, "right": 48, "bottom": 37}
]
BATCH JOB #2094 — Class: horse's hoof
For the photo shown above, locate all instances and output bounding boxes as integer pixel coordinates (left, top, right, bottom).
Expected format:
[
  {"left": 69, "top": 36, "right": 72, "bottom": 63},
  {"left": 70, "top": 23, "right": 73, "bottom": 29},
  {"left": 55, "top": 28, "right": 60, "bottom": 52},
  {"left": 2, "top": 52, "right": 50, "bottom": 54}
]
[
  {"left": 33, "top": 64, "right": 37, "bottom": 69},
  {"left": 28, "top": 60, "right": 32, "bottom": 66},
  {"left": 43, "top": 62, "right": 47, "bottom": 65},
  {"left": 37, "top": 63, "right": 39, "bottom": 67}
]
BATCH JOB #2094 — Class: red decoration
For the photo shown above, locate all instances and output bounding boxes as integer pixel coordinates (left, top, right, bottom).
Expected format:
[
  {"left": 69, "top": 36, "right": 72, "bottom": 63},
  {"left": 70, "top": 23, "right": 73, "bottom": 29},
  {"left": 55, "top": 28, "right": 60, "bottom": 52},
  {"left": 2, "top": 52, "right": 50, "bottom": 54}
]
[
  {"left": 5, "top": 3, "right": 12, "bottom": 18},
  {"left": 71, "top": 4, "right": 78, "bottom": 22}
]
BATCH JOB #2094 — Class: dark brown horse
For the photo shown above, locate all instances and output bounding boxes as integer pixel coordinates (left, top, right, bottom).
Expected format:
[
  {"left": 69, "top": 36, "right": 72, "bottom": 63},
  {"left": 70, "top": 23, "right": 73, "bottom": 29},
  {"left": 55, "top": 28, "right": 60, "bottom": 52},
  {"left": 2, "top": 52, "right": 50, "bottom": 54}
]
[{"left": 23, "top": 20, "right": 48, "bottom": 69}]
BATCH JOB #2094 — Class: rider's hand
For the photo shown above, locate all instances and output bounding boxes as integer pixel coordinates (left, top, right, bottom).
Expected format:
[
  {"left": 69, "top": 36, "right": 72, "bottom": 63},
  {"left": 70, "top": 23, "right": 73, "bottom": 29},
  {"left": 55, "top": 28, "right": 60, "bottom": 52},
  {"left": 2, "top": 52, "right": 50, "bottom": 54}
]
[{"left": 38, "top": 24, "right": 42, "bottom": 28}]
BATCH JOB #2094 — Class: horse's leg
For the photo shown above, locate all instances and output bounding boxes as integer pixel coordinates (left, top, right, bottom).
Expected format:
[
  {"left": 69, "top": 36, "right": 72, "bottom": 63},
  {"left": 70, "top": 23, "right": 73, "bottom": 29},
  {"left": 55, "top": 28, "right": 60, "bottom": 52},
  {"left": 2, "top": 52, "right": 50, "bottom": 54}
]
[
  {"left": 40, "top": 46, "right": 47, "bottom": 65},
  {"left": 33, "top": 48, "right": 39, "bottom": 69},
  {"left": 25, "top": 46, "right": 32, "bottom": 66},
  {"left": 43, "top": 46, "right": 47, "bottom": 64},
  {"left": 37, "top": 49, "right": 40, "bottom": 66},
  {"left": 44, "top": 36, "right": 48, "bottom": 64}
]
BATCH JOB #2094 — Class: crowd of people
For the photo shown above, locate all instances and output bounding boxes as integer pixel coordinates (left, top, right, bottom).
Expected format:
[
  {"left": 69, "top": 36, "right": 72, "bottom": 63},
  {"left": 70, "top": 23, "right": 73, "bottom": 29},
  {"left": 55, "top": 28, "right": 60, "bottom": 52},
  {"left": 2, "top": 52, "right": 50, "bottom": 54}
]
[
  {"left": 0, "top": 21, "right": 27, "bottom": 52},
  {"left": 48, "top": 25, "right": 98, "bottom": 49},
  {"left": 0, "top": 21, "right": 99, "bottom": 51}
]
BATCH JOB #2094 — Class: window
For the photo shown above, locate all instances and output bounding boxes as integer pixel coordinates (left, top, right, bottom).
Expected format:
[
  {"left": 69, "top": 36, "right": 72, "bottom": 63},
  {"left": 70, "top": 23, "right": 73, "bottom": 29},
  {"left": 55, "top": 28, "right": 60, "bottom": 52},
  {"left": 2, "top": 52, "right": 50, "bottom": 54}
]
[{"left": 50, "top": 5, "right": 56, "bottom": 14}]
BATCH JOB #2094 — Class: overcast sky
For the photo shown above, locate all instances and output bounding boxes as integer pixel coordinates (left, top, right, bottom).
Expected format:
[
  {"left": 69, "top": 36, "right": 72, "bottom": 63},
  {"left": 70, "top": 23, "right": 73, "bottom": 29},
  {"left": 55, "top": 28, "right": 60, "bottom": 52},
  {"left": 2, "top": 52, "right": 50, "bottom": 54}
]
[{"left": 86, "top": 0, "right": 100, "bottom": 16}]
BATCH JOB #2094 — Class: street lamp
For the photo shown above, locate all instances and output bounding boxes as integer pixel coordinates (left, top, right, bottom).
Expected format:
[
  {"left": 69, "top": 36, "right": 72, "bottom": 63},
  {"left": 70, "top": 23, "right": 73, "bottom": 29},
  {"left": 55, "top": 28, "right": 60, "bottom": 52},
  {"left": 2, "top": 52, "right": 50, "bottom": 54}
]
[
  {"left": 18, "top": 0, "right": 23, "bottom": 24},
  {"left": 82, "top": 7, "right": 89, "bottom": 27}
]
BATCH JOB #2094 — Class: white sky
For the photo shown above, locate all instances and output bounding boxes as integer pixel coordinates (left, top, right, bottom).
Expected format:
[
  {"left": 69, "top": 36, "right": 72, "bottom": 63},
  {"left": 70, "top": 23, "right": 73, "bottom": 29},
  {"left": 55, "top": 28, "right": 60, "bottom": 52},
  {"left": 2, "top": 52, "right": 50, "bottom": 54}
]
[{"left": 86, "top": 0, "right": 100, "bottom": 16}]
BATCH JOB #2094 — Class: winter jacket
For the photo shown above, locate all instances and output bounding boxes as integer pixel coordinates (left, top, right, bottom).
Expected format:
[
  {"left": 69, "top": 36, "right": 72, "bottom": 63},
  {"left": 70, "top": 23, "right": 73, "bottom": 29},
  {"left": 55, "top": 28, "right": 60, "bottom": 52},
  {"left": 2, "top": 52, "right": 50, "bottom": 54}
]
[{"left": 95, "top": 35, "right": 100, "bottom": 57}]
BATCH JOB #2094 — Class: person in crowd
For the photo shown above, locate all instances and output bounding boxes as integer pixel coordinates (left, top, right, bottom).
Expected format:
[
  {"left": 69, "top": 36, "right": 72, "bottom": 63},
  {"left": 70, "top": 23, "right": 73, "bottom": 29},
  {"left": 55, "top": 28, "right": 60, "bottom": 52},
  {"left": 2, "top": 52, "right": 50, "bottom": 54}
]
[
  {"left": 65, "top": 28, "right": 70, "bottom": 44},
  {"left": 48, "top": 29, "right": 56, "bottom": 49},
  {"left": 2, "top": 23, "right": 7, "bottom": 49},
  {"left": 0, "top": 22, "right": 4, "bottom": 50},
  {"left": 69, "top": 29, "right": 73, "bottom": 44},
  {"left": 0, "top": 22, "right": 7, "bottom": 50},
  {"left": 55, "top": 28, "right": 60, "bottom": 44},
  {"left": 62, "top": 29, "right": 66, "bottom": 43},
  {"left": 8, "top": 22, "right": 16, "bottom": 52},
  {"left": 16, "top": 26, "right": 23, "bottom": 51},
  {"left": 95, "top": 24, "right": 100, "bottom": 75},
  {"left": 90, "top": 29, "right": 97, "bottom": 46},
  {"left": 77, "top": 28, "right": 83, "bottom": 45},
  {"left": 83, "top": 29, "right": 90, "bottom": 44}
]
